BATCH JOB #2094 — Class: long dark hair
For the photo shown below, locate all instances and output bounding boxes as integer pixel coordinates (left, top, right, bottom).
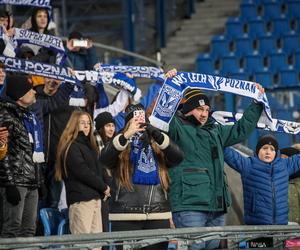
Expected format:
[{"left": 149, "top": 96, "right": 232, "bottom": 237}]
[{"left": 84, "top": 83, "right": 99, "bottom": 118}]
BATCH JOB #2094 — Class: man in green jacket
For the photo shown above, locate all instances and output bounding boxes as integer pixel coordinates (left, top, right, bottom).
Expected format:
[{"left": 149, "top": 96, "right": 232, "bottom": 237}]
[{"left": 168, "top": 88, "right": 264, "bottom": 250}]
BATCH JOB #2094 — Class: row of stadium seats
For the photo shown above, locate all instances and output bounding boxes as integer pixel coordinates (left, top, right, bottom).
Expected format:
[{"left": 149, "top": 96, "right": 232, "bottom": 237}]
[
  {"left": 210, "top": 34, "right": 299, "bottom": 57},
  {"left": 239, "top": 0, "right": 300, "bottom": 20},
  {"left": 226, "top": 16, "right": 299, "bottom": 38}
]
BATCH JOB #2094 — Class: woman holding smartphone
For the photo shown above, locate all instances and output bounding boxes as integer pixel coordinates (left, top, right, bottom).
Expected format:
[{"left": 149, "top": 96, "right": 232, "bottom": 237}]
[{"left": 100, "top": 104, "right": 184, "bottom": 250}]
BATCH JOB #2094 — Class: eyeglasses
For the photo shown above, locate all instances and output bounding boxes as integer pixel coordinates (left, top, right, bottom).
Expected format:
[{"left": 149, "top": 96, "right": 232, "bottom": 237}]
[{"left": 79, "top": 121, "right": 91, "bottom": 126}]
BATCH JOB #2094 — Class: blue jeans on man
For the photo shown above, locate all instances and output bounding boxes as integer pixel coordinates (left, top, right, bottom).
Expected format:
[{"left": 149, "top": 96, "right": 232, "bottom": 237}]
[{"left": 172, "top": 211, "right": 225, "bottom": 250}]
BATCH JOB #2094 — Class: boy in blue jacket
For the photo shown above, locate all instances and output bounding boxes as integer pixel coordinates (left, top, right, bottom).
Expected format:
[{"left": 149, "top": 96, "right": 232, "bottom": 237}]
[{"left": 224, "top": 134, "right": 300, "bottom": 225}]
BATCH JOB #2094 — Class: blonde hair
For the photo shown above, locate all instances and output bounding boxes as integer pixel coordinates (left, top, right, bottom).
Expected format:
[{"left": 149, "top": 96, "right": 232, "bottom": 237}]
[
  {"left": 55, "top": 110, "right": 98, "bottom": 181},
  {"left": 116, "top": 122, "right": 170, "bottom": 191}
]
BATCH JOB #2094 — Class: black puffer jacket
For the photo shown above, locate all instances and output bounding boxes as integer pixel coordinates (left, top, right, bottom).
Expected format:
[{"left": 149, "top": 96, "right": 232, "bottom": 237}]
[
  {"left": 100, "top": 133, "right": 184, "bottom": 218},
  {"left": 64, "top": 132, "right": 108, "bottom": 206},
  {"left": 0, "top": 100, "right": 43, "bottom": 188}
]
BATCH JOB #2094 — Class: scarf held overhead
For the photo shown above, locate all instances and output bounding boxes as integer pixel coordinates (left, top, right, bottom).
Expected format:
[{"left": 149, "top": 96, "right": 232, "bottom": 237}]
[
  {"left": 212, "top": 111, "right": 300, "bottom": 135},
  {"left": 0, "top": 56, "right": 141, "bottom": 98},
  {"left": 12, "top": 28, "right": 66, "bottom": 65},
  {"left": 149, "top": 72, "right": 272, "bottom": 132},
  {"left": 0, "top": 0, "right": 51, "bottom": 8}
]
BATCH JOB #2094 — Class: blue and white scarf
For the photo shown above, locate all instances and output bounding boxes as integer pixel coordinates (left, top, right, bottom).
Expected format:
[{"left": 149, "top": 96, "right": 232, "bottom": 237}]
[
  {"left": 0, "top": 56, "right": 142, "bottom": 98},
  {"left": 23, "top": 112, "right": 45, "bottom": 163},
  {"left": 130, "top": 133, "right": 160, "bottom": 185},
  {"left": 212, "top": 111, "right": 300, "bottom": 135},
  {"left": 0, "top": 55, "right": 78, "bottom": 83},
  {"left": 149, "top": 72, "right": 272, "bottom": 132},
  {"left": 12, "top": 28, "right": 66, "bottom": 65},
  {"left": 99, "top": 64, "right": 165, "bottom": 81},
  {"left": 0, "top": 0, "right": 51, "bottom": 8}
]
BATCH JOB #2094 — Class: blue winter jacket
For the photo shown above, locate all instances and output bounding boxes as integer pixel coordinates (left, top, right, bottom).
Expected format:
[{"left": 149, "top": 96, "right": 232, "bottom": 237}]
[{"left": 224, "top": 147, "right": 300, "bottom": 225}]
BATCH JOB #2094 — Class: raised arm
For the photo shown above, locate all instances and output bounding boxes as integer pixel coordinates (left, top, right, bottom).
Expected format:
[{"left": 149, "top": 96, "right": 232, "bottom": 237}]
[
  {"left": 220, "top": 101, "right": 263, "bottom": 147},
  {"left": 224, "top": 147, "right": 250, "bottom": 174},
  {"left": 286, "top": 154, "right": 300, "bottom": 176}
]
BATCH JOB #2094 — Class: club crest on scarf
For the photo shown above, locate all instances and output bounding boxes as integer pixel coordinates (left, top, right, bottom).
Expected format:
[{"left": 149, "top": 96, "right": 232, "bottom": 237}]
[
  {"left": 130, "top": 133, "right": 160, "bottom": 185},
  {"left": 155, "top": 85, "right": 182, "bottom": 118}
]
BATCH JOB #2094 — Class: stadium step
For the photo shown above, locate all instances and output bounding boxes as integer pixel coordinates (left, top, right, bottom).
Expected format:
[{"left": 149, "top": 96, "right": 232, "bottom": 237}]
[{"left": 162, "top": 0, "right": 240, "bottom": 72}]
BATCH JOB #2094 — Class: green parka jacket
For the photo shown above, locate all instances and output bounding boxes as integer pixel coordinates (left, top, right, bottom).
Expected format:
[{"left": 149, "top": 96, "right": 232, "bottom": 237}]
[{"left": 168, "top": 102, "right": 263, "bottom": 212}]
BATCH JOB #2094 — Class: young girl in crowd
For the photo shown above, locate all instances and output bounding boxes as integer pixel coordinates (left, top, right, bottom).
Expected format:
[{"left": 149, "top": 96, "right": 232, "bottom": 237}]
[
  {"left": 100, "top": 104, "right": 184, "bottom": 250},
  {"left": 55, "top": 110, "right": 110, "bottom": 235},
  {"left": 94, "top": 111, "right": 116, "bottom": 245},
  {"left": 224, "top": 134, "right": 300, "bottom": 225}
]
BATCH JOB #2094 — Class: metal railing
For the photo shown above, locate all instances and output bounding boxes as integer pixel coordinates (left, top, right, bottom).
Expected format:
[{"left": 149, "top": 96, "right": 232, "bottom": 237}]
[{"left": 0, "top": 225, "right": 300, "bottom": 249}]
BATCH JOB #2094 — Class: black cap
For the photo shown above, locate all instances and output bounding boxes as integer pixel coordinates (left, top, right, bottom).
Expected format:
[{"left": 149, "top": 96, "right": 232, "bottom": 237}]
[
  {"left": 6, "top": 74, "right": 33, "bottom": 101},
  {"left": 125, "top": 104, "right": 145, "bottom": 124},
  {"left": 256, "top": 134, "right": 278, "bottom": 155},
  {"left": 280, "top": 147, "right": 300, "bottom": 157},
  {"left": 182, "top": 89, "right": 210, "bottom": 114},
  {"left": 95, "top": 112, "right": 115, "bottom": 131}
]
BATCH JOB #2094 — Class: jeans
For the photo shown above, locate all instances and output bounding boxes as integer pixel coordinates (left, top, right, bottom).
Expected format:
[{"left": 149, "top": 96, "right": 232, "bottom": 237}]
[
  {"left": 0, "top": 186, "right": 38, "bottom": 237},
  {"left": 172, "top": 211, "right": 225, "bottom": 250}
]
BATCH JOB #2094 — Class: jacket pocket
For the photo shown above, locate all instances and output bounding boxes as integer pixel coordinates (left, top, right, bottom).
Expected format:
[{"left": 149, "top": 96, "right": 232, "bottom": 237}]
[{"left": 181, "top": 168, "right": 211, "bottom": 205}]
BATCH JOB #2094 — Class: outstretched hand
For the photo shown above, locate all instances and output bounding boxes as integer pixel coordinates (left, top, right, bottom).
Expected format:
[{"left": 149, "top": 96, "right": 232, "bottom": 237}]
[{"left": 255, "top": 83, "right": 265, "bottom": 94}]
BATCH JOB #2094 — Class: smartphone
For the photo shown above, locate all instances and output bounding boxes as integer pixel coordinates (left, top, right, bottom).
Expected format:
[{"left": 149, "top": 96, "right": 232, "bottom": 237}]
[
  {"left": 72, "top": 39, "right": 88, "bottom": 48},
  {"left": 133, "top": 110, "right": 145, "bottom": 124}
]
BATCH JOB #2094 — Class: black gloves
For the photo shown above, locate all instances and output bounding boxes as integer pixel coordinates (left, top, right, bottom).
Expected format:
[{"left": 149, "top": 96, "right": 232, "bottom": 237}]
[
  {"left": 145, "top": 123, "right": 164, "bottom": 145},
  {"left": 5, "top": 186, "right": 21, "bottom": 206}
]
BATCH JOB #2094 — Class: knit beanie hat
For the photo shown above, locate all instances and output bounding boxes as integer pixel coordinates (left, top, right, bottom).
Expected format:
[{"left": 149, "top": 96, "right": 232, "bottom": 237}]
[
  {"left": 95, "top": 112, "right": 115, "bottom": 131},
  {"left": 182, "top": 89, "right": 210, "bottom": 114},
  {"left": 280, "top": 147, "right": 300, "bottom": 157},
  {"left": 256, "top": 134, "right": 278, "bottom": 155},
  {"left": 125, "top": 103, "right": 145, "bottom": 125},
  {"left": 6, "top": 74, "right": 33, "bottom": 101}
]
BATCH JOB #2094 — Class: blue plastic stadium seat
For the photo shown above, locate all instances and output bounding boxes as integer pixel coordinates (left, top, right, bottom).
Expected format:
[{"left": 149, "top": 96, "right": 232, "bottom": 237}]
[
  {"left": 226, "top": 17, "right": 246, "bottom": 39},
  {"left": 258, "top": 35, "right": 278, "bottom": 55},
  {"left": 235, "top": 37, "right": 254, "bottom": 57},
  {"left": 221, "top": 56, "right": 241, "bottom": 75},
  {"left": 40, "top": 208, "right": 68, "bottom": 236},
  {"left": 248, "top": 19, "right": 267, "bottom": 38},
  {"left": 287, "top": 0, "right": 300, "bottom": 18},
  {"left": 240, "top": 3, "right": 259, "bottom": 20},
  {"left": 282, "top": 34, "right": 300, "bottom": 54},
  {"left": 263, "top": 2, "right": 283, "bottom": 19},
  {"left": 211, "top": 35, "right": 230, "bottom": 58},
  {"left": 244, "top": 54, "right": 264, "bottom": 73},
  {"left": 294, "top": 49, "right": 300, "bottom": 68},
  {"left": 268, "top": 51, "right": 287, "bottom": 71},
  {"left": 280, "top": 69, "right": 299, "bottom": 86},
  {"left": 196, "top": 53, "right": 215, "bottom": 75},
  {"left": 228, "top": 72, "right": 249, "bottom": 81},
  {"left": 271, "top": 17, "right": 290, "bottom": 36},
  {"left": 58, "top": 218, "right": 70, "bottom": 235},
  {"left": 255, "top": 71, "right": 274, "bottom": 87}
]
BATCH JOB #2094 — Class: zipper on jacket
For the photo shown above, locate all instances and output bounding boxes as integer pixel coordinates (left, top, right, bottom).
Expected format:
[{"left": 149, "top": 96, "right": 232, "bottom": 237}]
[
  {"left": 115, "top": 183, "right": 121, "bottom": 201},
  {"left": 271, "top": 165, "right": 275, "bottom": 224},
  {"left": 144, "top": 185, "right": 154, "bottom": 214}
]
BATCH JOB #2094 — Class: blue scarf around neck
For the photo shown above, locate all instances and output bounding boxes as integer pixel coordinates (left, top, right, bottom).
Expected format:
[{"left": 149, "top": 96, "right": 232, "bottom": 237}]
[
  {"left": 23, "top": 111, "right": 45, "bottom": 163},
  {"left": 130, "top": 133, "right": 160, "bottom": 185}
]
